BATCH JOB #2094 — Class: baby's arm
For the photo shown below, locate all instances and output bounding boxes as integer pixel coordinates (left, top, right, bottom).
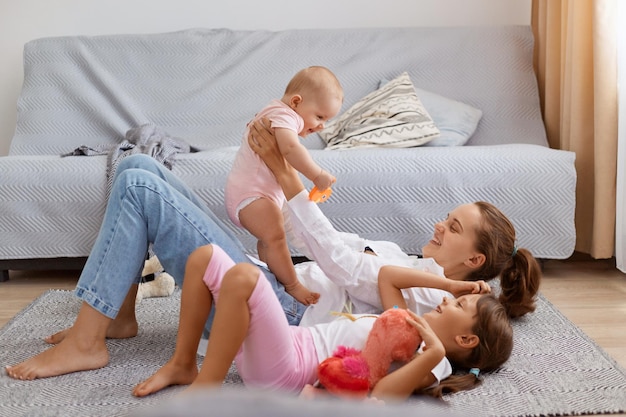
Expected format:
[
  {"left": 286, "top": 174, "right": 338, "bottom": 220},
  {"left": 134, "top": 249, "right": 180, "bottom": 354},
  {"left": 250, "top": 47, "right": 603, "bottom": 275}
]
[
  {"left": 274, "top": 128, "right": 335, "bottom": 190},
  {"left": 378, "top": 265, "right": 489, "bottom": 311}
]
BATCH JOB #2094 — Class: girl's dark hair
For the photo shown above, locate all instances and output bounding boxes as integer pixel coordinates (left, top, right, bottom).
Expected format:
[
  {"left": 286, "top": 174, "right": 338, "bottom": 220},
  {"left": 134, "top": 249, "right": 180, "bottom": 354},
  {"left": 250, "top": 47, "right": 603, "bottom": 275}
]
[
  {"left": 468, "top": 201, "right": 542, "bottom": 318},
  {"left": 423, "top": 294, "right": 513, "bottom": 397}
]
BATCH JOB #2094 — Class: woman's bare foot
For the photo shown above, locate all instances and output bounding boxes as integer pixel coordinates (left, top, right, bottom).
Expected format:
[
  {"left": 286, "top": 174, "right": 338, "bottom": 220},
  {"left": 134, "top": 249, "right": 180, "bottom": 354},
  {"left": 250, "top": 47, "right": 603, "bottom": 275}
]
[
  {"left": 45, "top": 328, "right": 69, "bottom": 344},
  {"left": 133, "top": 360, "right": 198, "bottom": 397},
  {"left": 105, "top": 319, "right": 139, "bottom": 339},
  {"left": 5, "top": 330, "right": 109, "bottom": 380},
  {"left": 45, "top": 319, "right": 138, "bottom": 345},
  {"left": 285, "top": 282, "right": 320, "bottom": 306}
]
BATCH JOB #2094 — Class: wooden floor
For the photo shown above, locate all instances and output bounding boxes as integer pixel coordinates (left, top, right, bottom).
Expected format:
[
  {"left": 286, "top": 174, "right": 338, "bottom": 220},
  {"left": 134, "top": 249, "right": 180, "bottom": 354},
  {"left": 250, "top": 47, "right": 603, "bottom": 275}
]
[{"left": 1, "top": 256, "right": 625, "bottom": 414}]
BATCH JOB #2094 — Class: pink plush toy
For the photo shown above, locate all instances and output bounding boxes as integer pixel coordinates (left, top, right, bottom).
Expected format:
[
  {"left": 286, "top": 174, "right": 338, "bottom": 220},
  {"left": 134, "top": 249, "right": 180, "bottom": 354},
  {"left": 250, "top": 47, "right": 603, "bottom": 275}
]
[{"left": 317, "top": 308, "right": 423, "bottom": 399}]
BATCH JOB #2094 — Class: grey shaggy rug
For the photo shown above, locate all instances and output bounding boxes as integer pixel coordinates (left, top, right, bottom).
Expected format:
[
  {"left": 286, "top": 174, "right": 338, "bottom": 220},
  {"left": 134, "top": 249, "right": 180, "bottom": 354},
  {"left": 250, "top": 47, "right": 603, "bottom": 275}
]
[{"left": 1, "top": 289, "right": 625, "bottom": 417}]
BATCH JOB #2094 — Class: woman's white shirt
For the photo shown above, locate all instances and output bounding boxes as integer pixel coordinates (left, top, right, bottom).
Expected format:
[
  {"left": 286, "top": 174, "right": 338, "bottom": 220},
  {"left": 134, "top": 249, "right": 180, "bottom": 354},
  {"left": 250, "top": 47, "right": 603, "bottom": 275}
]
[{"left": 283, "top": 190, "right": 452, "bottom": 327}]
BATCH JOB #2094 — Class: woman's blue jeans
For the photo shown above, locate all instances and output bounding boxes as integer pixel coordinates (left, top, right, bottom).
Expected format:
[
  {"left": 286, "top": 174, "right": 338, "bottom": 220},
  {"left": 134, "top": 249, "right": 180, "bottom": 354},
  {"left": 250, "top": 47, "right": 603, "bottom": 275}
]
[{"left": 74, "top": 154, "right": 304, "bottom": 328}]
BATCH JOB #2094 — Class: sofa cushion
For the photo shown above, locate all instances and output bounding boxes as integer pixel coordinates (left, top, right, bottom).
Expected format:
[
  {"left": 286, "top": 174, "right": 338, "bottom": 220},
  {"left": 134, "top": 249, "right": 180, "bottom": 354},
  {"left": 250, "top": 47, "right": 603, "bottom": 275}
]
[
  {"left": 373, "top": 79, "right": 483, "bottom": 147},
  {"left": 319, "top": 72, "right": 439, "bottom": 150},
  {"left": 416, "top": 88, "right": 483, "bottom": 147}
]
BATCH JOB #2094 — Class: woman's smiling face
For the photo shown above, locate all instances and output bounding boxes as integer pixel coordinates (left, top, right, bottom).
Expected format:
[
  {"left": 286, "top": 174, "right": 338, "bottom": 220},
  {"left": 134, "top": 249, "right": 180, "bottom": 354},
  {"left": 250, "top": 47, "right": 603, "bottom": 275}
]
[{"left": 421, "top": 203, "right": 484, "bottom": 275}]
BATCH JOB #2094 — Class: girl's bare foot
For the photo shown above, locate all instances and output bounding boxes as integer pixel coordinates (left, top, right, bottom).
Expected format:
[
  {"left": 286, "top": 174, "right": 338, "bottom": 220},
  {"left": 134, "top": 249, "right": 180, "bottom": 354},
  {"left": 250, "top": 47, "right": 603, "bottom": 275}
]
[
  {"left": 133, "top": 361, "right": 198, "bottom": 397},
  {"left": 285, "top": 282, "right": 320, "bottom": 306},
  {"left": 45, "top": 319, "right": 138, "bottom": 344},
  {"left": 185, "top": 377, "right": 222, "bottom": 393},
  {"left": 5, "top": 331, "right": 109, "bottom": 380}
]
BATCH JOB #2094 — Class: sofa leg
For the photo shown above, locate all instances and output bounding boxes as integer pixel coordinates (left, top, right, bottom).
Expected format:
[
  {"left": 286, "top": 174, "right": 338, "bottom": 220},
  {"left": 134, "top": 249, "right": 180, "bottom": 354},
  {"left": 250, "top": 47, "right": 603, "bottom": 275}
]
[{"left": 0, "top": 270, "right": 8, "bottom": 282}]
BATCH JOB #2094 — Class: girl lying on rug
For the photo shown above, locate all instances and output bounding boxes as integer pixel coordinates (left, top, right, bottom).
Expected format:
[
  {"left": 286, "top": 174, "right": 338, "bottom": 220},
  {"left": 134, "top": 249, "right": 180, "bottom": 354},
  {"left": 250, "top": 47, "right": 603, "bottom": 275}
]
[
  {"left": 4, "top": 119, "right": 540, "bottom": 382},
  {"left": 132, "top": 243, "right": 513, "bottom": 400}
]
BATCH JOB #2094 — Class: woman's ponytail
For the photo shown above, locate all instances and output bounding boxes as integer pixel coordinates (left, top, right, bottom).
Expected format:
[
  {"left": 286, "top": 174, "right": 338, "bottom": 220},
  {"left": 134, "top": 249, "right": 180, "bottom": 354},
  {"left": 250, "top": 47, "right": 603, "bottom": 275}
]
[
  {"left": 469, "top": 202, "right": 543, "bottom": 318},
  {"left": 498, "top": 247, "right": 542, "bottom": 318}
]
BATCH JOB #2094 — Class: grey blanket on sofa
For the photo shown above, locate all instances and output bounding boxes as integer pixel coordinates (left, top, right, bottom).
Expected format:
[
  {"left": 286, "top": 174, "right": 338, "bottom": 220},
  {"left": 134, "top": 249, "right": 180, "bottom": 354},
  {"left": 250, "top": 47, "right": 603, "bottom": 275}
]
[
  {"left": 0, "top": 26, "right": 576, "bottom": 264},
  {"left": 63, "top": 123, "right": 197, "bottom": 196}
]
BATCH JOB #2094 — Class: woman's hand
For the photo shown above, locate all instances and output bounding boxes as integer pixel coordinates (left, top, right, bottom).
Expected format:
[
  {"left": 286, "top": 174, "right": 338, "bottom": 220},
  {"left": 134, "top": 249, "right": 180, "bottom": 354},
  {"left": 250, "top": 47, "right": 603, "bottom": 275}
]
[
  {"left": 248, "top": 118, "right": 306, "bottom": 200},
  {"left": 248, "top": 118, "right": 291, "bottom": 175},
  {"left": 446, "top": 279, "right": 491, "bottom": 298}
]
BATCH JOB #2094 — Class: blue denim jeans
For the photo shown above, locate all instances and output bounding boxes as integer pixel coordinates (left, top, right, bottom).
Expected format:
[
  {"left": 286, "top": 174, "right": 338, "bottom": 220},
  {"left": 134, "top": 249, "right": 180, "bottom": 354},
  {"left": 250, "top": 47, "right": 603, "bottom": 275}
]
[{"left": 75, "top": 154, "right": 304, "bottom": 328}]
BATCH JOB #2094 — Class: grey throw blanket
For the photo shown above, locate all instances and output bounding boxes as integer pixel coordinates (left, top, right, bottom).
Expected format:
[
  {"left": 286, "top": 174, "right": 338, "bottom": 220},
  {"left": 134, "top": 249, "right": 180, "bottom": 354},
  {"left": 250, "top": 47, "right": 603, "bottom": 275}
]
[{"left": 63, "top": 124, "right": 198, "bottom": 197}]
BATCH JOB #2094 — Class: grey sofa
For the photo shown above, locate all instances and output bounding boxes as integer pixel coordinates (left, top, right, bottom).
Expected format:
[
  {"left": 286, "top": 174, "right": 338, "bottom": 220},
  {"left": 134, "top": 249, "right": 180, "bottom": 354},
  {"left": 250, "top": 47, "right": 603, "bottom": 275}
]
[{"left": 0, "top": 26, "right": 577, "bottom": 281}]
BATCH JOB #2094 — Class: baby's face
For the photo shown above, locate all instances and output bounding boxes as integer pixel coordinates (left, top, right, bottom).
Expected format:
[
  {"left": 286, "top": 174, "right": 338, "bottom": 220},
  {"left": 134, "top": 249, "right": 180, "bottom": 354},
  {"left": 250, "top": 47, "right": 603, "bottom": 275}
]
[{"left": 296, "top": 93, "right": 342, "bottom": 137}]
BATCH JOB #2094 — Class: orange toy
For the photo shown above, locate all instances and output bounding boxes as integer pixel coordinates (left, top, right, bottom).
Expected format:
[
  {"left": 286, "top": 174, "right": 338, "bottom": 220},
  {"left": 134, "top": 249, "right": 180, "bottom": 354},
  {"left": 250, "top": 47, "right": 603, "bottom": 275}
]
[
  {"left": 308, "top": 185, "right": 333, "bottom": 203},
  {"left": 317, "top": 308, "right": 422, "bottom": 399}
]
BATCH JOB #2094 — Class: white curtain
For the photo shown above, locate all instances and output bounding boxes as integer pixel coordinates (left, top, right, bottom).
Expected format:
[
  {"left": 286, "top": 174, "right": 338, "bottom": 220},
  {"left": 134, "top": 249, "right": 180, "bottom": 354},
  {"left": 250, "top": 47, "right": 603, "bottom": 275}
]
[{"left": 617, "top": 1, "right": 626, "bottom": 273}]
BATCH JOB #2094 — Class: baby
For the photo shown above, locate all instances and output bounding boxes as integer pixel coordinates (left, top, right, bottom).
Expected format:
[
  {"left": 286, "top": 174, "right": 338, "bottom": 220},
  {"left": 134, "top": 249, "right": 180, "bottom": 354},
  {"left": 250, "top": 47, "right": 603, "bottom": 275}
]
[{"left": 225, "top": 66, "right": 343, "bottom": 306}]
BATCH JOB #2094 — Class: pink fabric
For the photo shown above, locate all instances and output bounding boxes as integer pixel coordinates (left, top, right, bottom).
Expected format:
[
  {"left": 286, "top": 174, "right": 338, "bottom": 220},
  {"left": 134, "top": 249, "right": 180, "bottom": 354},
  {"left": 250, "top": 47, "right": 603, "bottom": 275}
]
[
  {"left": 202, "top": 244, "right": 318, "bottom": 393},
  {"left": 225, "top": 100, "right": 303, "bottom": 227},
  {"left": 201, "top": 244, "right": 237, "bottom": 303}
]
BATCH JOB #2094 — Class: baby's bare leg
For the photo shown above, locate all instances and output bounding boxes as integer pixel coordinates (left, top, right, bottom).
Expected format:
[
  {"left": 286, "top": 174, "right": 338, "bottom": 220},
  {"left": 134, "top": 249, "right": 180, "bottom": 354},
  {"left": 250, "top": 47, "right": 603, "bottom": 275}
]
[
  {"left": 5, "top": 302, "right": 111, "bottom": 380},
  {"left": 239, "top": 199, "right": 319, "bottom": 306}
]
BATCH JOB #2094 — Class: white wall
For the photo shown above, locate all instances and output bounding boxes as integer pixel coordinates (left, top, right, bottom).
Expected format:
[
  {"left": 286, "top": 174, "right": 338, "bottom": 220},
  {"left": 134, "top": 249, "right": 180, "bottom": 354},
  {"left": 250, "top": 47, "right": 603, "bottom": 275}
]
[{"left": 0, "top": 0, "right": 531, "bottom": 156}]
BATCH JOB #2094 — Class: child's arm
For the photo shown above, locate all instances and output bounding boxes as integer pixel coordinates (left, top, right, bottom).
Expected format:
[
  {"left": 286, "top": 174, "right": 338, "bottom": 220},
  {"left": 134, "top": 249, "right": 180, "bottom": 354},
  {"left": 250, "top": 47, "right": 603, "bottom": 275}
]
[
  {"left": 370, "top": 310, "right": 445, "bottom": 399},
  {"left": 274, "top": 128, "right": 335, "bottom": 190},
  {"left": 378, "top": 265, "right": 489, "bottom": 311}
]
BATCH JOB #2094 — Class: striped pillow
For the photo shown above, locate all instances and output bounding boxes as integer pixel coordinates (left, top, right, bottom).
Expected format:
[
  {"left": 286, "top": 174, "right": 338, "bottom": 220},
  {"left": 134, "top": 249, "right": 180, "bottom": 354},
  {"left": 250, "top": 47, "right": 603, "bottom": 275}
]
[{"left": 320, "top": 72, "right": 440, "bottom": 150}]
